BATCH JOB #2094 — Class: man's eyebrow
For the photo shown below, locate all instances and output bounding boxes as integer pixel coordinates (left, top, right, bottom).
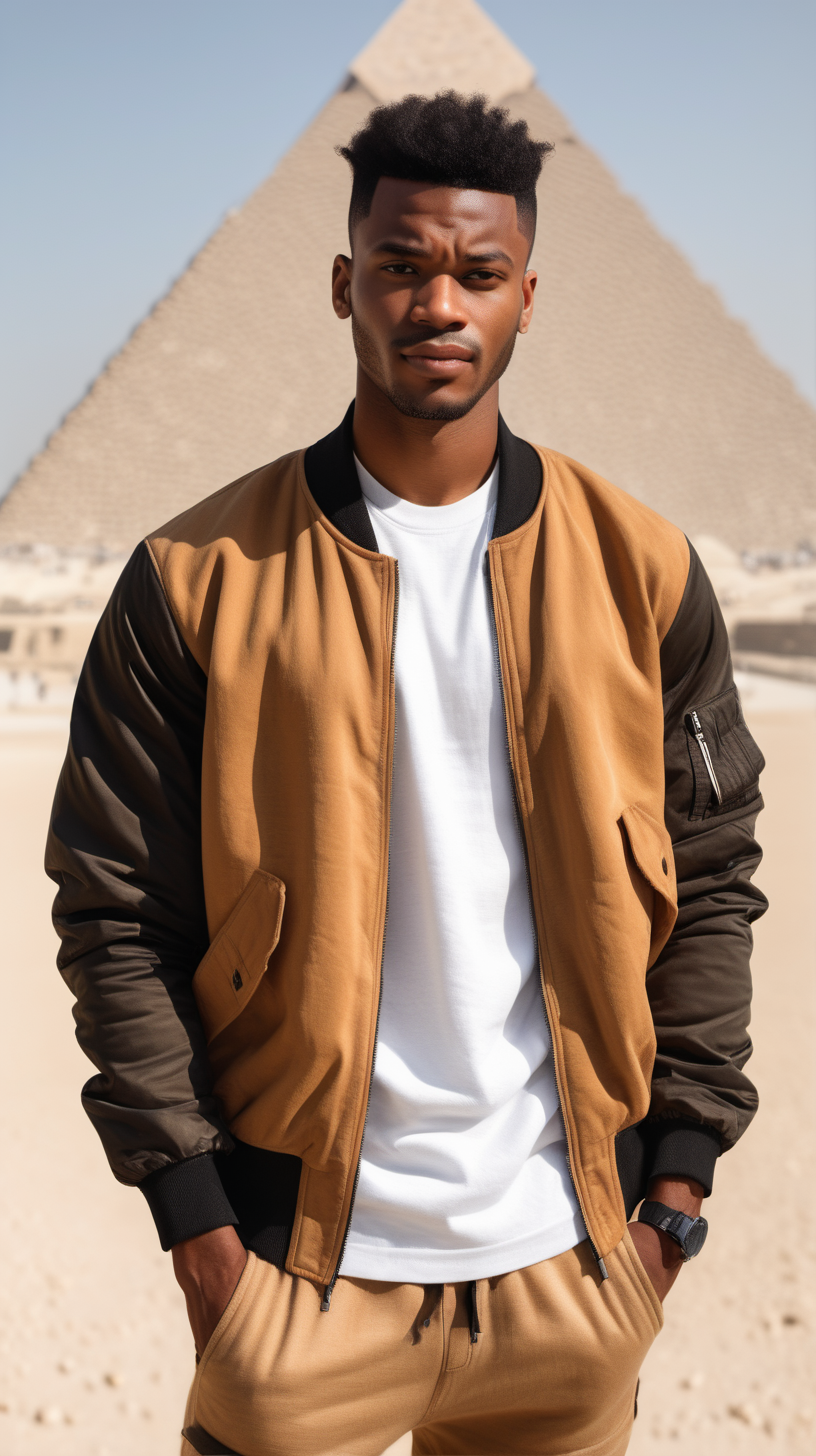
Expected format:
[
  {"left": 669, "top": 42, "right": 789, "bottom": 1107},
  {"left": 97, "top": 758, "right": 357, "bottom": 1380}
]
[
  {"left": 371, "top": 241, "right": 514, "bottom": 266},
  {"left": 463, "top": 249, "right": 513, "bottom": 266},
  {"left": 371, "top": 241, "right": 432, "bottom": 257}
]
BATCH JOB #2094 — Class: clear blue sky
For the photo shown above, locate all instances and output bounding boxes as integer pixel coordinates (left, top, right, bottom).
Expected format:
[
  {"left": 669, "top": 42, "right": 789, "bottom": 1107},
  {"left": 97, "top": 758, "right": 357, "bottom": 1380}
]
[{"left": 1, "top": 0, "right": 814, "bottom": 496}]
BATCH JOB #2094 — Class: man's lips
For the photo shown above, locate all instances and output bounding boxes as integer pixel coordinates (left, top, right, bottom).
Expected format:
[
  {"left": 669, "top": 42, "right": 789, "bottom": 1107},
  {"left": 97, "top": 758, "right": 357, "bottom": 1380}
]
[
  {"left": 399, "top": 343, "right": 475, "bottom": 376},
  {"left": 402, "top": 343, "right": 473, "bottom": 359}
]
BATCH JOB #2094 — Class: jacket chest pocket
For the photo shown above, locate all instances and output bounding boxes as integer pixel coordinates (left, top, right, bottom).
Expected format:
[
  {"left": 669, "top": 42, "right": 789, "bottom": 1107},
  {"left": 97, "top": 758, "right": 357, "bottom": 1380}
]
[
  {"left": 193, "top": 870, "right": 286, "bottom": 1042},
  {"left": 620, "top": 804, "right": 678, "bottom": 968}
]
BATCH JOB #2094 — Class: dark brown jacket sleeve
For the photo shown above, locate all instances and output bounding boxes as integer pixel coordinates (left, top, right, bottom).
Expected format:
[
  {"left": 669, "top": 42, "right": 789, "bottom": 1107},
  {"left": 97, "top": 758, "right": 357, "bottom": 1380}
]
[
  {"left": 45, "top": 542, "right": 238, "bottom": 1248},
  {"left": 617, "top": 542, "right": 767, "bottom": 1210}
]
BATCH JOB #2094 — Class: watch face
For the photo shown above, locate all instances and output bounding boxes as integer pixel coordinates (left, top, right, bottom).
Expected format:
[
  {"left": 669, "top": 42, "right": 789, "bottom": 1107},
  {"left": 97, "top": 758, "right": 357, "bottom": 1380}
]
[{"left": 685, "top": 1216, "right": 709, "bottom": 1258}]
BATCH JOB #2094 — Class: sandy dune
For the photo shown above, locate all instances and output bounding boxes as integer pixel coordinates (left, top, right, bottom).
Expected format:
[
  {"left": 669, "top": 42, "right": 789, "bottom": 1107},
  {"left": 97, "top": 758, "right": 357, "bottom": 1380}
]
[{"left": 0, "top": 683, "right": 813, "bottom": 1455}]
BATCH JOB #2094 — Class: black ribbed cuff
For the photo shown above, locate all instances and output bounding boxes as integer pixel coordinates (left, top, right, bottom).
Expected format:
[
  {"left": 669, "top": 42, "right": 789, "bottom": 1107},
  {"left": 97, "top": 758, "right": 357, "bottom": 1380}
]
[
  {"left": 648, "top": 1120, "right": 721, "bottom": 1197},
  {"left": 140, "top": 1154, "right": 238, "bottom": 1251}
]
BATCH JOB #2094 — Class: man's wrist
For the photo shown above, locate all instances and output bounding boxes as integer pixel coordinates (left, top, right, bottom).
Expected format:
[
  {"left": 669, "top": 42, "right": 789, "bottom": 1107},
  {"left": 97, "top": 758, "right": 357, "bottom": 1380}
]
[
  {"left": 172, "top": 1224, "right": 246, "bottom": 1290},
  {"left": 638, "top": 1176, "right": 708, "bottom": 1266},
  {"left": 646, "top": 1174, "right": 704, "bottom": 1219}
]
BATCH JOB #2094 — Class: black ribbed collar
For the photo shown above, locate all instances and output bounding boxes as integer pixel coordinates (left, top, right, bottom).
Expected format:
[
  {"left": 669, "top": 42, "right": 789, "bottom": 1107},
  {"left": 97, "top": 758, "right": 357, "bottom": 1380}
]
[{"left": 303, "top": 401, "right": 542, "bottom": 551}]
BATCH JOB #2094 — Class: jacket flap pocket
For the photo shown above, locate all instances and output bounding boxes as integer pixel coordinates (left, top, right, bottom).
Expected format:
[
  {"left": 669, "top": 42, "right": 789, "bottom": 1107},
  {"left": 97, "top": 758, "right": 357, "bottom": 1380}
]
[
  {"left": 685, "top": 684, "right": 764, "bottom": 819},
  {"left": 193, "top": 870, "right": 285, "bottom": 1043},
  {"left": 620, "top": 804, "right": 677, "bottom": 969}
]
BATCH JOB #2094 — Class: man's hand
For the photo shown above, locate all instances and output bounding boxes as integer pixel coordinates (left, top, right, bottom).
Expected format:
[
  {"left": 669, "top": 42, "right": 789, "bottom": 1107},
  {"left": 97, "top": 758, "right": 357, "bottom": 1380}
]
[
  {"left": 627, "top": 1175, "right": 704, "bottom": 1304},
  {"left": 172, "top": 1225, "right": 248, "bottom": 1355}
]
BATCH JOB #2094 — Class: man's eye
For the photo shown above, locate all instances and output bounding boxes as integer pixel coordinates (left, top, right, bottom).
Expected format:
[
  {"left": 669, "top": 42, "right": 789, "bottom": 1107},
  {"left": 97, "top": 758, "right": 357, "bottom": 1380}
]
[
  {"left": 465, "top": 270, "right": 499, "bottom": 282},
  {"left": 382, "top": 263, "right": 417, "bottom": 275}
]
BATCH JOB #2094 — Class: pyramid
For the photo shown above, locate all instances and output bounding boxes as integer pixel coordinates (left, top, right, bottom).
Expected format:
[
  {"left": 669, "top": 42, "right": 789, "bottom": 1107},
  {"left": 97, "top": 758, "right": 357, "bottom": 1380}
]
[{"left": 1, "top": 0, "right": 813, "bottom": 553}]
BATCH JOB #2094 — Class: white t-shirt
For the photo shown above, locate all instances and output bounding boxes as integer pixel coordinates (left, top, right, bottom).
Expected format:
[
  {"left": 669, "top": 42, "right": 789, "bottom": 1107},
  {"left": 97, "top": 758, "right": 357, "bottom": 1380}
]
[{"left": 341, "top": 457, "right": 584, "bottom": 1283}]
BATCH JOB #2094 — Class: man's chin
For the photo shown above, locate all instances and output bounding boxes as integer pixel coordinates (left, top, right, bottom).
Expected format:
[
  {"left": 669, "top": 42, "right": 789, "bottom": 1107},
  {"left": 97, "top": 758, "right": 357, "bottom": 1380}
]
[{"left": 384, "top": 384, "right": 489, "bottom": 423}]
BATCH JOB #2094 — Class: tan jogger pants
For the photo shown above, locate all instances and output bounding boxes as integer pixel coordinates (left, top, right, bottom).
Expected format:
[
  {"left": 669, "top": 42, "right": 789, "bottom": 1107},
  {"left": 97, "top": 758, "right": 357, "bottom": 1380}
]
[{"left": 181, "top": 1232, "right": 663, "bottom": 1456}]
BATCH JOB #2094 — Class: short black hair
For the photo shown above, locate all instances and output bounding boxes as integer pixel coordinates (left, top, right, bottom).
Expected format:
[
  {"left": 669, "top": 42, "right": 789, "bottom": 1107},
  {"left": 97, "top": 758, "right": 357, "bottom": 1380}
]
[{"left": 337, "top": 91, "right": 552, "bottom": 249}]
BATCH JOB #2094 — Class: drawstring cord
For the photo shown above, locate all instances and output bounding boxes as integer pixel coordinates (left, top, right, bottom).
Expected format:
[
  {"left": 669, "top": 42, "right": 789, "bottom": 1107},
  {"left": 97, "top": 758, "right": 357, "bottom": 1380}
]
[
  {"left": 469, "top": 1280, "right": 481, "bottom": 1344},
  {"left": 328, "top": 1279, "right": 482, "bottom": 1341}
]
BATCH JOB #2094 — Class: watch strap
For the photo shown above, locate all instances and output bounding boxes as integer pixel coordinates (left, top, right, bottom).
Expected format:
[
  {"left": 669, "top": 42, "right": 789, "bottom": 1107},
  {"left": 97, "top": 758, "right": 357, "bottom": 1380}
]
[{"left": 638, "top": 1200, "right": 707, "bottom": 1260}]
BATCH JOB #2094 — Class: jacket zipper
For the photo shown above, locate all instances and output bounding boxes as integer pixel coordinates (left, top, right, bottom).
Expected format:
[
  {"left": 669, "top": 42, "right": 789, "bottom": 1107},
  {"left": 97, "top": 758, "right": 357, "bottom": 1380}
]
[
  {"left": 687, "top": 709, "right": 723, "bottom": 806},
  {"left": 321, "top": 561, "right": 400, "bottom": 1311},
  {"left": 485, "top": 550, "right": 609, "bottom": 1281}
]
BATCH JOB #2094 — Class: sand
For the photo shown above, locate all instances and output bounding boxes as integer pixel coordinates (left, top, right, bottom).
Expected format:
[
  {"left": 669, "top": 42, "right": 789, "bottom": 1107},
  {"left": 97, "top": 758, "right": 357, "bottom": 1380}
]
[{"left": 0, "top": 682, "right": 813, "bottom": 1455}]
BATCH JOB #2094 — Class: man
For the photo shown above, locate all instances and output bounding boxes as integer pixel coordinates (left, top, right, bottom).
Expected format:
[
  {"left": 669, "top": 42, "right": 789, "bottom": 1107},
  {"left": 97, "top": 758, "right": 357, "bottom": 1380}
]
[{"left": 47, "top": 92, "right": 767, "bottom": 1456}]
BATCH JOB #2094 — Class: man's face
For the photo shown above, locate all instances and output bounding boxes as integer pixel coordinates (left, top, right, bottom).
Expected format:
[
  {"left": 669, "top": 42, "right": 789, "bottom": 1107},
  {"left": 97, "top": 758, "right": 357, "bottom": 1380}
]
[{"left": 332, "top": 178, "right": 537, "bottom": 421}]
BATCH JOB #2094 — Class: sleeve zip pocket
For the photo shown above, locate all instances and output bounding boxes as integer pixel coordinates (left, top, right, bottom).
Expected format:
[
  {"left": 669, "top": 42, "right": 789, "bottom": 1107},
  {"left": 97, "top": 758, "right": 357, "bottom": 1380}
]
[
  {"left": 684, "top": 686, "right": 764, "bottom": 820},
  {"left": 686, "top": 709, "right": 723, "bottom": 806}
]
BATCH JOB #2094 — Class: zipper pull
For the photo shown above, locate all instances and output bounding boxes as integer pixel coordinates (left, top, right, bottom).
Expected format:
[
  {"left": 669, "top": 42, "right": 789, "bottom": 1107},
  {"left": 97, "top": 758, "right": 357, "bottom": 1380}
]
[
  {"left": 595, "top": 1253, "right": 609, "bottom": 1281},
  {"left": 320, "top": 1271, "right": 339, "bottom": 1312},
  {"left": 687, "top": 710, "right": 723, "bottom": 806}
]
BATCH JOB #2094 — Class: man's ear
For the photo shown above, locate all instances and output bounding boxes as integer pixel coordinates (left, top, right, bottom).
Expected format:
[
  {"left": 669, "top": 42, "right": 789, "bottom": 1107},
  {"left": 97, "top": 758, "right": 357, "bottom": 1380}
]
[
  {"left": 518, "top": 270, "right": 537, "bottom": 335},
  {"left": 332, "top": 255, "right": 353, "bottom": 319}
]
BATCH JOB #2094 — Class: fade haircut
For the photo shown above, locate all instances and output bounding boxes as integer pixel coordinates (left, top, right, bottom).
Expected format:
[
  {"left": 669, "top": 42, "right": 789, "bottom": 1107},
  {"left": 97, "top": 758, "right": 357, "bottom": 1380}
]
[{"left": 337, "top": 91, "right": 553, "bottom": 251}]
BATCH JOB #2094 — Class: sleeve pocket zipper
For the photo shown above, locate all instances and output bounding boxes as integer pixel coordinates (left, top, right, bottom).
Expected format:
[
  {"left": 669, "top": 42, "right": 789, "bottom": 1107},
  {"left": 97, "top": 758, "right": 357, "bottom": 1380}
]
[{"left": 686, "top": 709, "right": 723, "bottom": 806}]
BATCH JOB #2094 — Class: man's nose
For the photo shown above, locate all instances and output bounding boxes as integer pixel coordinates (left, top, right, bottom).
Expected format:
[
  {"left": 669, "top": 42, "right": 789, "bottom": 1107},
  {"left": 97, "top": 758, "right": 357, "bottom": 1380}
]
[{"left": 410, "top": 274, "right": 466, "bottom": 331}]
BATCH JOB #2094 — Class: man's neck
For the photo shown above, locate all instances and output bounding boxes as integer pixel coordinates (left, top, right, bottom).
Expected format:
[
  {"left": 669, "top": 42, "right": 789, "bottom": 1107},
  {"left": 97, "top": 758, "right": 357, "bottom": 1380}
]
[{"left": 352, "top": 369, "right": 499, "bottom": 506}]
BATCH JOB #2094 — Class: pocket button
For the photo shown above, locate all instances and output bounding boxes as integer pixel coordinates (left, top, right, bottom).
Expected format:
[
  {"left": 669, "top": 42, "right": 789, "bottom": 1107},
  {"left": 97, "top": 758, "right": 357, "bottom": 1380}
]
[
  {"left": 661, "top": 858, "right": 668, "bottom": 875},
  {"left": 232, "top": 969, "right": 243, "bottom": 991}
]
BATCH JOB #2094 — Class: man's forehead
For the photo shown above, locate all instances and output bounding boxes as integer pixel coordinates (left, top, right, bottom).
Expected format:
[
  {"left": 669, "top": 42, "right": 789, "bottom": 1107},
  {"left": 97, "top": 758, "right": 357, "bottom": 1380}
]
[{"left": 363, "top": 177, "right": 524, "bottom": 246}]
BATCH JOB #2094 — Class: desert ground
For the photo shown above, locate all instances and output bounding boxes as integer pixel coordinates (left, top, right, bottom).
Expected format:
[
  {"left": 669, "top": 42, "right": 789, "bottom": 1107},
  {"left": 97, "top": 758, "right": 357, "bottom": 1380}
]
[{"left": 0, "top": 671, "right": 813, "bottom": 1456}]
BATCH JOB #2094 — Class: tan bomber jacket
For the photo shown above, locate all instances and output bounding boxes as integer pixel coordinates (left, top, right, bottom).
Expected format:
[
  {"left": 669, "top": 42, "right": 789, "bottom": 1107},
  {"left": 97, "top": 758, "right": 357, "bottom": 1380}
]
[{"left": 47, "top": 407, "right": 767, "bottom": 1294}]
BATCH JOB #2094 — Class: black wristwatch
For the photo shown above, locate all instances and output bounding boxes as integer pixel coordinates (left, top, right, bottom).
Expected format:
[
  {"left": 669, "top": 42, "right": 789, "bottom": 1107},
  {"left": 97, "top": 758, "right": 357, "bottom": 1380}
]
[{"left": 637, "top": 1200, "right": 708, "bottom": 1260}]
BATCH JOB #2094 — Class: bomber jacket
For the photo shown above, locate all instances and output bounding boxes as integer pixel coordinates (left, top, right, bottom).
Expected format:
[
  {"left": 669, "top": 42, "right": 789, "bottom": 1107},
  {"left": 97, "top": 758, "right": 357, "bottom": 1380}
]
[{"left": 46, "top": 405, "right": 767, "bottom": 1291}]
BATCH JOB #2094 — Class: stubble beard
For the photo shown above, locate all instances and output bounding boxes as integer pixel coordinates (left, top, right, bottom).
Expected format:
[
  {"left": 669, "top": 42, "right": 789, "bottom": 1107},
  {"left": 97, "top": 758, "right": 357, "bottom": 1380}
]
[{"left": 351, "top": 314, "right": 519, "bottom": 422}]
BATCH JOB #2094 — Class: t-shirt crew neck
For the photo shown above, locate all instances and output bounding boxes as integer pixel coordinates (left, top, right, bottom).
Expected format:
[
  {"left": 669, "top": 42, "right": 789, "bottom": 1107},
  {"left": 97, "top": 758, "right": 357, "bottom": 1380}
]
[
  {"left": 341, "top": 454, "right": 583, "bottom": 1283},
  {"left": 354, "top": 458, "right": 500, "bottom": 531}
]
